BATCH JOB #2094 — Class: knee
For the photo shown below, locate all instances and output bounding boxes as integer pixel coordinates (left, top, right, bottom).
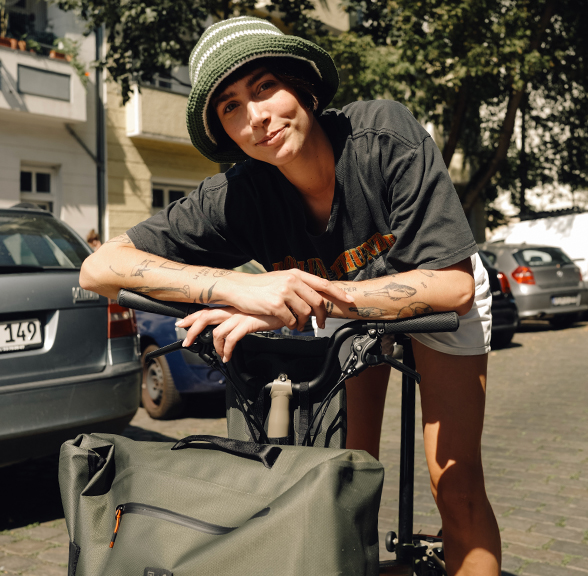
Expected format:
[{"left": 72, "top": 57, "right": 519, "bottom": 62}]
[{"left": 431, "top": 465, "right": 488, "bottom": 526}]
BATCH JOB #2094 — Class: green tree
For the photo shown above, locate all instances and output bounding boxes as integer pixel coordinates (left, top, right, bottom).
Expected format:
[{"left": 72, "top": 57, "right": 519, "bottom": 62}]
[
  {"left": 325, "top": 0, "right": 588, "bottom": 222},
  {"left": 55, "top": 0, "right": 322, "bottom": 102}
]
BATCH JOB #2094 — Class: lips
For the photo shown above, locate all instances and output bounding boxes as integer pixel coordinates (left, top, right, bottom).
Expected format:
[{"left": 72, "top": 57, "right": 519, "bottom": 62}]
[{"left": 256, "top": 126, "right": 285, "bottom": 146}]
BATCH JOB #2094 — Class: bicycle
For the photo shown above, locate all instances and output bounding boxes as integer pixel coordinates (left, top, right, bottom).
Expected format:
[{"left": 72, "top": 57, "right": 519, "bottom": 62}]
[{"left": 118, "top": 289, "right": 458, "bottom": 576}]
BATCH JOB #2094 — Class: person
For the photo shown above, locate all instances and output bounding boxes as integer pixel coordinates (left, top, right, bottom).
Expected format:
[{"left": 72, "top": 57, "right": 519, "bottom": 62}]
[
  {"left": 80, "top": 16, "right": 501, "bottom": 575},
  {"left": 86, "top": 229, "right": 102, "bottom": 251}
]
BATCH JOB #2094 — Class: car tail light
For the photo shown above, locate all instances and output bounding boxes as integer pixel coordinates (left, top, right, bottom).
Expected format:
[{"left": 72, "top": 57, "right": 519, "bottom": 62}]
[
  {"left": 108, "top": 300, "right": 137, "bottom": 338},
  {"left": 512, "top": 266, "right": 536, "bottom": 285},
  {"left": 497, "top": 271, "right": 512, "bottom": 294}
]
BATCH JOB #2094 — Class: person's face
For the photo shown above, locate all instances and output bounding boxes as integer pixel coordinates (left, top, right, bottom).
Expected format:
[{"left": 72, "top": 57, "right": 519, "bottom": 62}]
[{"left": 214, "top": 68, "right": 314, "bottom": 167}]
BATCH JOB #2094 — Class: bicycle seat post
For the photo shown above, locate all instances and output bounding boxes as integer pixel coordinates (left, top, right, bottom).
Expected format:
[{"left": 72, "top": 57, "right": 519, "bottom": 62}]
[{"left": 396, "top": 336, "right": 416, "bottom": 565}]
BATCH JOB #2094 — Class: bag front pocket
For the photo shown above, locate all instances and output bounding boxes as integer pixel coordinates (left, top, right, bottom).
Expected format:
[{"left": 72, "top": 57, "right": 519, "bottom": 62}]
[{"left": 109, "top": 502, "right": 270, "bottom": 548}]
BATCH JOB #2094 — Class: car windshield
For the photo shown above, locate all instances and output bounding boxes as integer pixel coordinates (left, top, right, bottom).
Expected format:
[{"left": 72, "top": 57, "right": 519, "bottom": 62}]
[
  {"left": 514, "top": 247, "right": 572, "bottom": 268},
  {"left": 0, "top": 213, "right": 90, "bottom": 272}
]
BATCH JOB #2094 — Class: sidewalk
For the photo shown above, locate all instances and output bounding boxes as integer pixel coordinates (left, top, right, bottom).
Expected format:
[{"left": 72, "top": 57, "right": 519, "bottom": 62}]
[{"left": 0, "top": 320, "right": 586, "bottom": 575}]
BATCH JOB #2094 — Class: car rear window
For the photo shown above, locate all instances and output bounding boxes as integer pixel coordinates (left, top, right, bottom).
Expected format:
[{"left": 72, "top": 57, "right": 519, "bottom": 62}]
[
  {"left": 0, "top": 213, "right": 90, "bottom": 271},
  {"left": 480, "top": 250, "right": 497, "bottom": 267},
  {"left": 514, "top": 247, "right": 572, "bottom": 267}
]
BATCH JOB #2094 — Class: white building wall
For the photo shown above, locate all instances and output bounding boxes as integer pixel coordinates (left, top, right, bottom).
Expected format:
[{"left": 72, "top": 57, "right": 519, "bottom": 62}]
[{"left": 0, "top": 1, "right": 99, "bottom": 241}]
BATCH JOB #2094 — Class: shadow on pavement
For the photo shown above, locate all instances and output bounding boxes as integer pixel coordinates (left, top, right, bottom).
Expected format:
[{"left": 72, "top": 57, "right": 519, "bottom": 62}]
[
  {"left": 0, "top": 454, "right": 63, "bottom": 530},
  {"left": 517, "top": 318, "right": 587, "bottom": 333},
  {"left": 183, "top": 390, "right": 226, "bottom": 419}
]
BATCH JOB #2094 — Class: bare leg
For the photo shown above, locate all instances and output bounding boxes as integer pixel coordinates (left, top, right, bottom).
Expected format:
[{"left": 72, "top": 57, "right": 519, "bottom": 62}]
[
  {"left": 345, "top": 364, "right": 390, "bottom": 460},
  {"left": 411, "top": 338, "right": 501, "bottom": 576}
]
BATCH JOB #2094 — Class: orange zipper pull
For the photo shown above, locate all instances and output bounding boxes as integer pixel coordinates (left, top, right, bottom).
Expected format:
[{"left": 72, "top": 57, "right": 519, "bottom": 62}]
[{"left": 109, "top": 506, "right": 123, "bottom": 548}]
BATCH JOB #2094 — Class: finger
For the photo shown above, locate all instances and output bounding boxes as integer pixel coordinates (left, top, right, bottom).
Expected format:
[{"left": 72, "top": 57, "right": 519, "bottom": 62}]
[
  {"left": 182, "top": 309, "right": 230, "bottom": 346},
  {"left": 292, "top": 273, "right": 355, "bottom": 303}
]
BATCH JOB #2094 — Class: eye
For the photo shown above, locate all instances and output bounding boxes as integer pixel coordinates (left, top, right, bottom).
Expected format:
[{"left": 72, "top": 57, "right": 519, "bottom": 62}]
[
  {"left": 222, "top": 101, "right": 238, "bottom": 114},
  {"left": 258, "top": 80, "right": 276, "bottom": 93}
]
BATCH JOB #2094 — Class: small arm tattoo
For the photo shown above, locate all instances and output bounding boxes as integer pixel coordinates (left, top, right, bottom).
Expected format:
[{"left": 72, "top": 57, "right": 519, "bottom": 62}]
[
  {"left": 363, "top": 281, "right": 417, "bottom": 300},
  {"left": 419, "top": 270, "right": 435, "bottom": 278},
  {"left": 197, "top": 281, "right": 221, "bottom": 304},
  {"left": 134, "top": 285, "right": 191, "bottom": 298},
  {"left": 213, "top": 270, "right": 232, "bottom": 277},
  {"left": 421, "top": 282, "right": 427, "bottom": 288},
  {"left": 131, "top": 259, "right": 155, "bottom": 278},
  {"left": 105, "top": 233, "right": 132, "bottom": 244},
  {"left": 326, "top": 301, "right": 334, "bottom": 314},
  {"left": 109, "top": 265, "right": 125, "bottom": 278},
  {"left": 160, "top": 261, "right": 187, "bottom": 271},
  {"left": 397, "top": 302, "right": 433, "bottom": 318},
  {"left": 349, "top": 306, "right": 387, "bottom": 318}
]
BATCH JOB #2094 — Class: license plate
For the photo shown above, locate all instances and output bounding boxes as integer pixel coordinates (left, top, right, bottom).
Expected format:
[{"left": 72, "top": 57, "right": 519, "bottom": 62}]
[
  {"left": 0, "top": 319, "right": 43, "bottom": 353},
  {"left": 551, "top": 294, "right": 581, "bottom": 307}
]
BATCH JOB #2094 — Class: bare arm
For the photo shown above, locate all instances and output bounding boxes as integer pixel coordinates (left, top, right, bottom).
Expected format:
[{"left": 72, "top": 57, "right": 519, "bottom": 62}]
[
  {"left": 327, "top": 258, "right": 475, "bottom": 321},
  {"left": 79, "top": 233, "right": 354, "bottom": 329}
]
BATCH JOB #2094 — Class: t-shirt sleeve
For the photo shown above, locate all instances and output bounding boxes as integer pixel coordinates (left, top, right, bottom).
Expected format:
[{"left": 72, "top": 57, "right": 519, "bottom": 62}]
[
  {"left": 384, "top": 133, "right": 477, "bottom": 272},
  {"left": 126, "top": 176, "right": 250, "bottom": 269}
]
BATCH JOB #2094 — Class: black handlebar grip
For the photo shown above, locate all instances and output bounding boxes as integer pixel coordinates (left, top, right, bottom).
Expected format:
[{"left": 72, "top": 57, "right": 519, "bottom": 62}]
[
  {"left": 381, "top": 311, "right": 459, "bottom": 334},
  {"left": 117, "top": 289, "right": 206, "bottom": 319}
]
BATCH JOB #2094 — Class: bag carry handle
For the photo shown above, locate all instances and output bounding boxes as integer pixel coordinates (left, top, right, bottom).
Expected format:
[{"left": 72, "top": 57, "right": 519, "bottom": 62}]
[{"left": 171, "top": 435, "right": 282, "bottom": 469}]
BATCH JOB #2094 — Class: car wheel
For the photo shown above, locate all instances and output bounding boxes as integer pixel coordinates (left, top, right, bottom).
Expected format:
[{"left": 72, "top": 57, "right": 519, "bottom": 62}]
[
  {"left": 491, "top": 330, "right": 515, "bottom": 349},
  {"left": 141, "top": 344, "right": 183, "bottom": 420},
  {"left": 549, "top": 313, "right": 578, "bottom": 330}
]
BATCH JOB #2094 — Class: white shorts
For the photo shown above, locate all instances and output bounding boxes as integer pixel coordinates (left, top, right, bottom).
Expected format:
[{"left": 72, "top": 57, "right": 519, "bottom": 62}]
[{"left": 313, "top": 253, "right": 492, "bottom": 357}]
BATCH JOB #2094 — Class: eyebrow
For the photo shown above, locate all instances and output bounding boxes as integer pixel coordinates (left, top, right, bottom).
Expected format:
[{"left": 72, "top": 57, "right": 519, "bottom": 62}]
[{"left": 213, "top": 68, "right": 271, "bottom": 110}]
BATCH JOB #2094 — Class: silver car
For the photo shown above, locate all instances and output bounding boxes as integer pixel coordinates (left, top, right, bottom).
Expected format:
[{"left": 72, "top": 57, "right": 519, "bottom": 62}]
[
  {"left": 0, "top": 205, "right": 141, "bottom": 467},
  {"left": 479, "top": 242, "right": 588, "bottom": 328}
]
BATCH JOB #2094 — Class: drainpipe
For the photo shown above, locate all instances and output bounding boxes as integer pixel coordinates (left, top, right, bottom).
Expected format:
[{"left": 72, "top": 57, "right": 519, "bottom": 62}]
[{"left": 95, "top": 25, "right": 106, "bottom": 241}]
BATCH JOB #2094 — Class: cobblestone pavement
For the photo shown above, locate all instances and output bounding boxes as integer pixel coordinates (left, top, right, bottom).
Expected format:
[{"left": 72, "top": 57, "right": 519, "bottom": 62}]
[{"left": 0, "top": 319, "right": 586, "bottom": 575}]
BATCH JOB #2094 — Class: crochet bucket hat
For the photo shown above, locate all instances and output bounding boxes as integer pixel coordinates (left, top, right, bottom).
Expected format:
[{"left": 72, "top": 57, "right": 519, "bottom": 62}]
[{"left": 186, "top": 16, "right": 339, "bottom": 163}]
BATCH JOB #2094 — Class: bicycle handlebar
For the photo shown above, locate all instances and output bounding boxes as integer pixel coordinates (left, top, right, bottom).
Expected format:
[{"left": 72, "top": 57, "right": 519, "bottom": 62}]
[{"left": 118, "top": 289, "right": 206, "bottom": 318}]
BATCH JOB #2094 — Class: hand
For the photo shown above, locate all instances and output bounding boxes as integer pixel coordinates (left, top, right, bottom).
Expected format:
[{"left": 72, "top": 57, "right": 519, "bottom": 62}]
[
  {"left": 177, "top": 307, "right": 284, "bottom": 362},
  {"left": 224, "top": 269, "right": 354, "bottom": 331}
]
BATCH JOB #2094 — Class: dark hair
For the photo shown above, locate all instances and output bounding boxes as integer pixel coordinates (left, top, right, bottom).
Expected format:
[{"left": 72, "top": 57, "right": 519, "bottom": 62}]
[{"left": 207, "top": 57, "right": 322, "bottom": 153}]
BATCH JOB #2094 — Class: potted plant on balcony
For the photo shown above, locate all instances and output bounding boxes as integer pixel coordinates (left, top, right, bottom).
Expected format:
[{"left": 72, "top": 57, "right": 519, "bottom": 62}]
[{"left": 0, "top": 0, "right": 19, "bottom": 49}]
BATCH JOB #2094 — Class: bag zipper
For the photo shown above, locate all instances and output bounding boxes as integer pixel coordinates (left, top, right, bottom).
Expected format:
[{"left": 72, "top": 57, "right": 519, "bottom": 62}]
[{"left": 110, "top": 502, "right": 269, "bottom": 548}]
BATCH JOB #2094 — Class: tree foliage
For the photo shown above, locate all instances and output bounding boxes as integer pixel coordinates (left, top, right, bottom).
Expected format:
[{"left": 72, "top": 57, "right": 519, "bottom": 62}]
[
  {"left": 60, "top": 0, "right": 587, "bottom": 222},
  {"left": 325, "top": 0, "right": 588, "bottom": 220}
]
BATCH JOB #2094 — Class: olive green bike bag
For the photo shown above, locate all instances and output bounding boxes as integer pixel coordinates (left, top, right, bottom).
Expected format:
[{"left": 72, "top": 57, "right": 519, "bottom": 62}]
[{"left": 59, "top": 433, "right": 383, "bottom": 576}]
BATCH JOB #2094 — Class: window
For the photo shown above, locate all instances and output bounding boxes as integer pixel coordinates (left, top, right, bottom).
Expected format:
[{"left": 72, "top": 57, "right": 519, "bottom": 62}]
[
  {"left": 151, "top": 184, "right": 194, "bottom": 215},
  {"left": 20, "top": 167, "right": 56, "bottom": 213},
  {"left": 18, "top": 65, "right": 71, "bottom": 102},
  {"left": 0, "top": 212, "right": 89, "bottom": 270},
  {"left": 515, "top": 247, "right": 572, "bottom": 268}
]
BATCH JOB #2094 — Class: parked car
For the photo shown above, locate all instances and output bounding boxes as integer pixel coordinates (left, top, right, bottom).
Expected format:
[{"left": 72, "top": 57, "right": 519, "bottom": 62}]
[
  {"left": 0, "top": 205, "right": 141, "bottom": 467},
  {"left": 477, "top": 250, "right": 519, "bottom": 348},
  {"left": 479, "top": 242, "right": 588, "bottom": 329},
  {"left": 136, "top": 311, "right": 226, "bottom": 419}
]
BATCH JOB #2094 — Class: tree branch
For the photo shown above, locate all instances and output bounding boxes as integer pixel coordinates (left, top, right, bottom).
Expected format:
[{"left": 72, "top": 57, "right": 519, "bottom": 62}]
[
  {"left": 461, "top": 0, "right": 556, "bottom": 215},
  {"left": 442, "top": 80, "right": 469, "bottom": 168}
]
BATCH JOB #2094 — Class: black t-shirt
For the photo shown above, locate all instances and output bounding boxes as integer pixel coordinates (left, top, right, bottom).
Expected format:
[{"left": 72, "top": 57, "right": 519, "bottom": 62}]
[{"left": 128, "top": 100, "right": 477, "bottom": 281}]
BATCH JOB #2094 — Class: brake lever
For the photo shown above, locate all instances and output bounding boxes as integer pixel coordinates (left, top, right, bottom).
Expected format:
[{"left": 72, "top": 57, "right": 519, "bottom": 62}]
[
  {"left": 340, "top": 329, "right": 422, "bottom": 383},
  {"left": 145, "top": 325, "right": 216, "bottom": 363}
]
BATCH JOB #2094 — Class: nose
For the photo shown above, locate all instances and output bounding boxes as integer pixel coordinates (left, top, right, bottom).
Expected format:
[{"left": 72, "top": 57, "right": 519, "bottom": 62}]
[{"left": 247, "top": 101, "right": 270, "bottom": 128}]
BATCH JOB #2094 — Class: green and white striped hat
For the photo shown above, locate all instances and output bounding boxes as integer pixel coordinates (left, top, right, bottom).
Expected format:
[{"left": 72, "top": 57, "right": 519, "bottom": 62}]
[{"left": 186, "top": 16, "right": 339, "bottom": 163}]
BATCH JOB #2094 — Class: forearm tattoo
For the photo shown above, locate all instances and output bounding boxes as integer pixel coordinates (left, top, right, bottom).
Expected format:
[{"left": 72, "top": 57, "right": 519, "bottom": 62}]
[
  {"left": 397, "top": 302, "right": 433, "bottom": 318},
  {"left": 213, "top": 269, "right": 232, "bottom": 277},
  {"left": 160, "top": 261, "right": 187, "bottom": 271},
  {"left": 326, "top": 301, "right": 334, "bottom": 314},
  {"left": 134, "top": 285, "right": 191, "bottom": 298},
  {"left": 197, "top": 281, "right": 221, "bottom": 304},
  {"left": 419, "top": 270, "right": 435, "bottom": 278},
  {"left": 349, "top": 306, "right": 387, "bottom": 318},
  {"left": 105, "top": 233, "right": 132, "bottom": 245},
  {"left": 131, "top": 259, "right": 155, "bottom": 278},
  {"left": 364, "top": 281, "right": 417, "bottom": 300},
  {"left": 109, "top": 265, "right": 125, "bottom": 278}
]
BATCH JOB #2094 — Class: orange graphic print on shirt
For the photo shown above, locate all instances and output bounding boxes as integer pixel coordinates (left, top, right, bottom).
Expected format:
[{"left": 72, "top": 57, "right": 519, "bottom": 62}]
[{"left": 272, "top": 232, "right": 396, "bottom": 280}]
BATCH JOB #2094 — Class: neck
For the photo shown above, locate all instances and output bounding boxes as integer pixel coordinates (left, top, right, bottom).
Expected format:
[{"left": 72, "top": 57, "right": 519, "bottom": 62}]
[{"left": 277, "top": 118, "right": 336, "bottom": 201}]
